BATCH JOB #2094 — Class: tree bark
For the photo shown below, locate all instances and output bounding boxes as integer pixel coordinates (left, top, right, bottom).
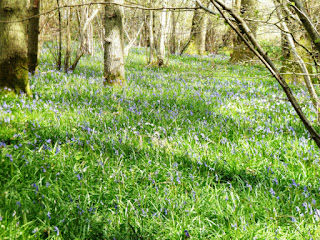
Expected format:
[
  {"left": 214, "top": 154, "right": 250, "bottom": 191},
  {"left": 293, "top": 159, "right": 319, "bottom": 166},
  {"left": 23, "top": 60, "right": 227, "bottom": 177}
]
[
  {"left": 180, "top": 2, "right": 208, "bottom": 55},
  {"left": 194, "top": 8, "right": 208, "bottom": 55},
  {"left": 124, "top": 22, "right": 144, "bottom": 57},
  {"left": 229, "top": 0, "right": 258, "bottom": 63},
  {"left": 276, "top": 6, "right": 320, "bottom": 122},
  {"left": 289, "top": 0, "right": 320, "bottom": 53},
  {"left": 28, "top": 0, "right": 40, "bottom": 75},
  {"left": 0, "top": 0, "right": 31, "bottom": 95},
  {"left": 158, "top": 0, "right": 168, "bottom": 63},
  {"left": 197, "top": 0, "right": 320, "bottom": 148},
  {"left": 56, "top": 0, "right": 62, "bottom": 70},
  {"left": 104, "top": 0, "right": 126, "bottom": 86},
  {"left": 149, "top": 10, "right": 155, "bottom": 64},
  {"left": 71, "top": 7, "right": 100, "bottom": 71},
  {"left": 170, "top": 11, "right": 176, "bottom": 54},
  {"left": 64, "top": 7, "right": 72, "bottom": 72}
]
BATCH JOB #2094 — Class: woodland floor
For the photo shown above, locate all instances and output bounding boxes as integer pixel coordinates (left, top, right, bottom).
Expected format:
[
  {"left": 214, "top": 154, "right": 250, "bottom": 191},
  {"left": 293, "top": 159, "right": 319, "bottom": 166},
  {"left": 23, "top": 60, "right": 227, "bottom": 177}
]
[{"left": 1, "top": 47, "right": 320, "bottom": 239}]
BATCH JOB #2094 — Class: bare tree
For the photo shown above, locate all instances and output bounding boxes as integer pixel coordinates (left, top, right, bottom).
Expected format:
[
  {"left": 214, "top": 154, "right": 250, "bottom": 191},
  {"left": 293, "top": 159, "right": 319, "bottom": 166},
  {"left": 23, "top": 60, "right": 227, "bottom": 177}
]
[
  {"left": 56, "top": 0, "right": 62, "bottom": 70},
  {"left": 104, "top": 0, "right": 126, "bottom": 86},
  {"left": 64, "top": 6, "right": 72, "bottom": 72},
  {"left": 158, "top": 0, "right": 168, "bottom": 65},
  {"left": 149, "top": 8, "right": 156, "bottom": 64},
  {"left": 70, "top": 5, "right": 100, "bottom": 71},
  {"left": 197, "top": 0, "right": 320, "bottom": 148},
  {"left": 124, "top": 21, "right": 144, "bottom": 57},
  {"left": 28, "top": 0, "right": 41, "bottom": 74}
]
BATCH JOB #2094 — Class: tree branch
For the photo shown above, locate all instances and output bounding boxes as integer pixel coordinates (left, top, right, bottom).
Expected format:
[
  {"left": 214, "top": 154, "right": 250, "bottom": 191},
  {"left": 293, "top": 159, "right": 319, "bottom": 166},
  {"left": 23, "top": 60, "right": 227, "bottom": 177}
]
[
  {"left": 288, "top": 0, "right": 320, "bottom": 52},
  {"left": 197, "top": 0, "right": 320, "bottom": 148},
  {"left": 0, "top": 2, "right": 199, "bottom": 23}
]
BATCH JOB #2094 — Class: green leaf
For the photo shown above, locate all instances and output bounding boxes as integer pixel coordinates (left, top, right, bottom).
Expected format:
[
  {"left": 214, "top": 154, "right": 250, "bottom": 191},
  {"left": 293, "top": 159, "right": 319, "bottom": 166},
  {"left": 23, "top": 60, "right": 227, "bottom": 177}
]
[{"left": 315, "top": 38, "right": 320, "bottom": 44}]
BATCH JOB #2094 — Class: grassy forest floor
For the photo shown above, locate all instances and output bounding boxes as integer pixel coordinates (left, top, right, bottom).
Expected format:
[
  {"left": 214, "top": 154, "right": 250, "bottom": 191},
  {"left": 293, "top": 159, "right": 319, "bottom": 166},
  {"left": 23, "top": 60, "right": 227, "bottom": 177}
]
[{"left": 1, "top": 48, "right": 320, "bottom": 239}]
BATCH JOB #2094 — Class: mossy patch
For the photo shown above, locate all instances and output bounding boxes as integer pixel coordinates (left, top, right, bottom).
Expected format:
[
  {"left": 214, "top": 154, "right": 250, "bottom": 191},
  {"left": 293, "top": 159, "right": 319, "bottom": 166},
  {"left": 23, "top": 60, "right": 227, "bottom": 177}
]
[
  {"left": 103, "top": 73, "right": 126, "bottom": 86},
  {"left": 0, "top": 55, "right": 31, "bottom": 96}
]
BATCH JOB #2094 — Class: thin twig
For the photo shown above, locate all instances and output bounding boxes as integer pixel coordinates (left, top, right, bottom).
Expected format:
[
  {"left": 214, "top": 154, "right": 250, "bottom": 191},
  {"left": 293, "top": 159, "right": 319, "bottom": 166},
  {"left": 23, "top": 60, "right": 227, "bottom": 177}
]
[{"left": 0, "top": 2, "right": 199, "bottom": 23}]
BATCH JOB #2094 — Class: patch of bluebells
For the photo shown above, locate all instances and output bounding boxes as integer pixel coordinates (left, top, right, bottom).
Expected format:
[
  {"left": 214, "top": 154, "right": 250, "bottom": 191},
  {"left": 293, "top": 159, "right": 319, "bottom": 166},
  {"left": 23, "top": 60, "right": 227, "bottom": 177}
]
[
  {"left": 1, "top": 48, "right": 320, "bottom": 239},
  {"left": 6, "top": 153, "right": 13, "bottom": 162}
]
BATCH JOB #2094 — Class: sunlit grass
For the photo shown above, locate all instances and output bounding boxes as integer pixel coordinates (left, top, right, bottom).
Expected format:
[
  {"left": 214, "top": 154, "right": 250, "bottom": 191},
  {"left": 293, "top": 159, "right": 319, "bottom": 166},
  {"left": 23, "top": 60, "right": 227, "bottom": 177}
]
[{"left": 0, "top": 47, "right": 319, "bottom": 239}]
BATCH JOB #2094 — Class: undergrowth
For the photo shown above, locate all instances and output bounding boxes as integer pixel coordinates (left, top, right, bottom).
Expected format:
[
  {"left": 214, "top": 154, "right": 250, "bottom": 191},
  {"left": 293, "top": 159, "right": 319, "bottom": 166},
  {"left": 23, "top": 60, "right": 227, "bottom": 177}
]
[{"left": 0, "top": 47, "right": 320, "bottom": 239}]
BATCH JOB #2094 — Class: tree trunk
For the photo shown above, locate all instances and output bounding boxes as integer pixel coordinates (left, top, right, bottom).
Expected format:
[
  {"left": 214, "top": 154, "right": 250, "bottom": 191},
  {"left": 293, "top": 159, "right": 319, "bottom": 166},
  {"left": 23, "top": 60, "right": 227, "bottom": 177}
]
[
  {"left": 180, "top": 2, "right": 208, "bottom": 56},
  {"left": 28, "top": 0, "right": 40, "bottom": 75},
  {"left": 198, "top": 0, "right": 320, "bottom": 148},
  {"left": 56, "top": 0, "right": 62, "bottom": 70},
  {"left": 0, "top": 0, "right": 31, "bottom": 95},
  {"left": 194, "top": 10, "right": 208, "bottom": 55},
  {"left": 279, "top": 7, "right": 301, "bottom": 84},
  {"left": 229, "top": 0, "right": 258, "bottom": 63},
  {"left": 104, "top": 0, "right": 126, "bottom": 86},
  {"left": 96, "top": 11, "right": 105, "bottom": 51},
  {"left": 87, "top": 22, "right": 94, "bottom": 55},
  {"left": 71, "top": 6, "right": 100, "bottom": 71},
  {"left": 277, "top": 7, "right": 320, "bottom": 122},
  {"left": 158, "top": 0, "right": 168, "bottom": 64},
  {"left": 124, "top": 22, "right": 144, "bottom": 57},
  {"left": 289, "top": 0, "right": 320, "bottom": 53},
  {"left": 170, "top": 11, "right": 176, "bottom": 54},
  {"left": 275, "top": 0, "right": 313, "bottom": 83},
  {"left": 149, "top": 10, "right": 155, "bottom": 64},
  {"left": 64, "top": 7, "right": 72, "bottom": 72}
]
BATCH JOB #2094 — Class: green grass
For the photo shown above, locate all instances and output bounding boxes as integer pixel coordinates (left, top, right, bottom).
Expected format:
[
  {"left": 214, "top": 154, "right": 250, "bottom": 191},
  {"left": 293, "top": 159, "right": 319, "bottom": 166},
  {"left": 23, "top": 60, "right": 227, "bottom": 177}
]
[{"left": 0, "top": 47, "right": 320, "bottom": 239}]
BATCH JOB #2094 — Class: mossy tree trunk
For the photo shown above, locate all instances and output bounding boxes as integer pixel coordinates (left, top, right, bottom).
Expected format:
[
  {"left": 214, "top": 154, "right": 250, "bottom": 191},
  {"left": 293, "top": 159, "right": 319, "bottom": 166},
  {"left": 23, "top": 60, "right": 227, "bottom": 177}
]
[
  {"left": 28, "top": 0, "right": 40, "bottom": 75},
  {"left": 181, "top": 2, "right": 208, "bottom": 56},
  {"left": 277, "top": 7, "right": 320, "bottom": 121},
  {"left": 277, "top": 2, "right": 317, "bottom": 84},
  {"left": 104, "top": 0, "right": 126, "bottom": 86},
  {"left": 0, "top": 0, "right": 31, "bottom": 95},
  {"left": 229, "top": 0, "right": 258, "bottom": 63},
  {"left": 193, "top": 8, "right": 208, "bottom": 55},
  {"left": 289, "top": 0, "right": 320, "bottom": 53}
]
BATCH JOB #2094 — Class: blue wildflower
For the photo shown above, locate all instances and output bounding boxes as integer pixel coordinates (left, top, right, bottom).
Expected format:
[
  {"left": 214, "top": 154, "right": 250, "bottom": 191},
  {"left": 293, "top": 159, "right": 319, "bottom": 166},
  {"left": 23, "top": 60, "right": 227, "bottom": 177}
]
[
  {"left": 55, "top": 146, "right": 60, "bottom": 155},
  {"left": 292, "top": 179, "right": 298, "bottom": 187},
  {"left": 290, "top": 217, "right": 297, "bottom": 222},
  {"left": 184, "top": 230, "right": 190, "bottom": 238},
  {"left": 269, "top": 188, "right": 276, "bottom": 197},
  {"left": 54, "top": 226, "right": 59, "bottom": 235},
  {"left": 6, "top": 153, "right": 13, "bottom": 162},
  {"left": 272, "top": 178, "right": 278, "bottom": 185}
]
